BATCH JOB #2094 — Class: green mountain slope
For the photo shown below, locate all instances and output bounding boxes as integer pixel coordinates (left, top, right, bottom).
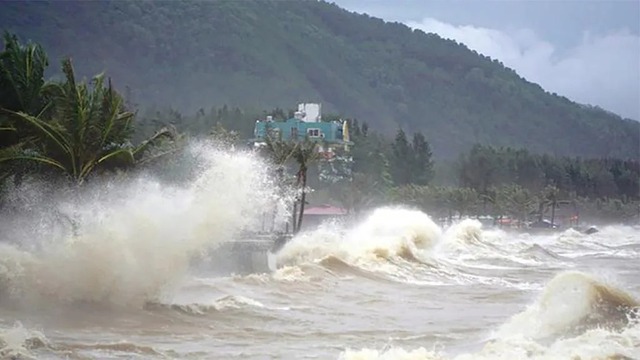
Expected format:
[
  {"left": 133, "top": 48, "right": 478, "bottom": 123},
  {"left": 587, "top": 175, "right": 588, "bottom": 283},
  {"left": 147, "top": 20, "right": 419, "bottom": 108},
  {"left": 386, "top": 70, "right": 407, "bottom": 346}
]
[{"left": 1, "top": 0, "right": 638, "bottom": 158}]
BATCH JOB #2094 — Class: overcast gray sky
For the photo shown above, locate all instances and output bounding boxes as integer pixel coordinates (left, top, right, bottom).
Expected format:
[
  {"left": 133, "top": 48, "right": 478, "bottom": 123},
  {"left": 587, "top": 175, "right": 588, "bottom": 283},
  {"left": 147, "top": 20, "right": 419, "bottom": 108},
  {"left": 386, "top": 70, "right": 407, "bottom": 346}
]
[{"left": 332, "top": 0, "right": 640, "bottom": 120}]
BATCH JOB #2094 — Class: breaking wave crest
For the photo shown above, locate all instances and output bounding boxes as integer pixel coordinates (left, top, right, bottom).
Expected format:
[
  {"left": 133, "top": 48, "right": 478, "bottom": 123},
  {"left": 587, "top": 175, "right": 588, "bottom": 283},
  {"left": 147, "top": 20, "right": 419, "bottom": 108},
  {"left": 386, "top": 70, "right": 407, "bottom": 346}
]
[
  {"left": 0, "top": 323, "right": 49, "bottom": 360},
  {"left": 0, "top": 143, "right": 279, "bottom": 307},
  {"left": 275, "top": 207, "right": 450, "bottom": 284},
  {"left": 278, "top": 207, "right": 441, "bottom": 265},
  {"left": 145, "top": 295, "right": 276, "bottom": 316},
  {"left": 340, "top": 271, "right": 639, "bottom": 360},
  {"left": 520, "top": 244, "right": 564, "bottom": 261},
  {"left": 56, "top": 341, "right": 165, "bottom": 357},
  {"left": 496, "top": 271, "right": 638, "bottom": 339},
  {"left": 274, "top": 208, "right": 589, "bottom": 286}
]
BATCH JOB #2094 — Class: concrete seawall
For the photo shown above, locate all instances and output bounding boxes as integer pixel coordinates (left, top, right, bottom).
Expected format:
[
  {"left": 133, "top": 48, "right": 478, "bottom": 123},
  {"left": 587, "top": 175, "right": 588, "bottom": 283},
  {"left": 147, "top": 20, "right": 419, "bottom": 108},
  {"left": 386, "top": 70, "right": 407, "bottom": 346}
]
[{"left": 194, "top": 233, "right": 292, "bottom": 274}]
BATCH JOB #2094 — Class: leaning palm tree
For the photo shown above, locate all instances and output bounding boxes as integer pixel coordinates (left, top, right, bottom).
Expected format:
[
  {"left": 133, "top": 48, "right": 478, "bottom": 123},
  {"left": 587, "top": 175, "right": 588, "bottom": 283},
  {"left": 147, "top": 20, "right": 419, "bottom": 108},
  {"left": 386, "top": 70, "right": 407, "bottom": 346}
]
[{"left": 0, "top": 58, "right": 175, "bottom": 185}]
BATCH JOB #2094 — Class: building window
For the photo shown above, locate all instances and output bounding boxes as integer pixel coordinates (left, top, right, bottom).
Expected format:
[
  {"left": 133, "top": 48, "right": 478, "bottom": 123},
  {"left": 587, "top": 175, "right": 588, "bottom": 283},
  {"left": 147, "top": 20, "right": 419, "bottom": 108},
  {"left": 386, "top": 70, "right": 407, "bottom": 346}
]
[
  {"left": 307, "top": 128, "right": 320, "bottom": 137},
  {"left": 267, "top": 128, "right": 281, "bottom": 140},
  {"left": 291, "top": 127, "right": 298, "bottom": 139}
]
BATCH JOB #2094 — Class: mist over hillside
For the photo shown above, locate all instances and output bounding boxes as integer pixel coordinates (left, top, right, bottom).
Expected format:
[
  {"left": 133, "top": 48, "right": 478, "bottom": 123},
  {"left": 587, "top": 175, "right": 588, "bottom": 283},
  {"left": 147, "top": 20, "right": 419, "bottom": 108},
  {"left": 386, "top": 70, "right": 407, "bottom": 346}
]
[{"left": 1, "top": 0, "right": 638, "bottom": 159}]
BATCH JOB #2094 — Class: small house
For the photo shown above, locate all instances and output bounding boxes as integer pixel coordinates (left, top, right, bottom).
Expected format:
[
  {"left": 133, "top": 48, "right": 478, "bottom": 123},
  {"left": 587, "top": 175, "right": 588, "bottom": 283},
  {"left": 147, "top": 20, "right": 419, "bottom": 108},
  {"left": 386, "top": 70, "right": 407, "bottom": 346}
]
[
  {"left": 300, "top": 204, "right": 348, "bottom": 231},
  {"left": 250, "top": 103, "right": 353, "bottom": 157}
]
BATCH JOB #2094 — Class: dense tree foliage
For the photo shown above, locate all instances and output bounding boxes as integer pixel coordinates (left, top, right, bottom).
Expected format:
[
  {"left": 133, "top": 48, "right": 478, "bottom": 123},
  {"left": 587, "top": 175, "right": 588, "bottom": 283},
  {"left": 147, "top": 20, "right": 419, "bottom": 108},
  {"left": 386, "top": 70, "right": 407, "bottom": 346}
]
[
  {"left": 387, "top": 144, "right": 638, "bottom": 224},
  {"left": 0, "top": 34, "right": 176, "bottom": 188},
  {"left": 457, "top": 144, "right": 639, "bottom": 201},
  {"left": 1, "top": 0, "right": 638, "bottom": 159},
  {"left": 0, "top": 32, "right": 636, "bottom": 226}
]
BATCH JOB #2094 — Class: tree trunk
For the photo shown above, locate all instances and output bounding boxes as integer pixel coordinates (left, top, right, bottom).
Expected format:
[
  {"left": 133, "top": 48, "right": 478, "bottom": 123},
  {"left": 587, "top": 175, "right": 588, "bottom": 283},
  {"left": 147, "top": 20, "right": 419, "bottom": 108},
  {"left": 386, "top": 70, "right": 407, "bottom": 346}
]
[
  {"left": 538, "top": 201, "right": 544, "bottom": 222},
  {"left": 291, "top": 201, "right": 298, "bottom": 234},
  {"left": 482, "top": 190, "right": 488, "bottom": 214},
  {"left": 551, "top": 201, "right": 556, "bottom": 226},
  {"left": 290, "top": 166, "right": 304, "bottom": 233},
  {"left": 274, "top": 166, "right": 284, "bottom": 231},
  {"left": 296, "top": 167, "right": 308, "bottom": 233}
]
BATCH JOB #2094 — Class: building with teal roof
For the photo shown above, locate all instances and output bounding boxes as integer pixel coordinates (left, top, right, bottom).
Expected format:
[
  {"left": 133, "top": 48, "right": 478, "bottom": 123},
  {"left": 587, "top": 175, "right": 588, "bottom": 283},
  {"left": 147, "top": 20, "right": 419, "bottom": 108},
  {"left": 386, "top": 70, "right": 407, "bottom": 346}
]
[{"left": 250, "top": 103, "right": 353, "bottom": 154}]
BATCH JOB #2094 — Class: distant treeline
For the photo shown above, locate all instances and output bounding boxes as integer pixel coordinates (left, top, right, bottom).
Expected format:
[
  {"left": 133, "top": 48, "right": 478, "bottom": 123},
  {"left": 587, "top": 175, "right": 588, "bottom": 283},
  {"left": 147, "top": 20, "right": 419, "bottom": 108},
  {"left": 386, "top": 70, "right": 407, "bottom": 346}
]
[
  {"left": 131, "top": 103, "right": 639, "bottom": 224},
  {"left": 1, "top": 33, "right": 637, "bottom": 224},
  {"left": 321, "top": 119, "right": 639, "bottom": 224},
  {"left": 135, "top": 104, "right": 639, "bottom": 198},
  {"left": 2, "top": 0, "right": 638, "bottom": 159}
]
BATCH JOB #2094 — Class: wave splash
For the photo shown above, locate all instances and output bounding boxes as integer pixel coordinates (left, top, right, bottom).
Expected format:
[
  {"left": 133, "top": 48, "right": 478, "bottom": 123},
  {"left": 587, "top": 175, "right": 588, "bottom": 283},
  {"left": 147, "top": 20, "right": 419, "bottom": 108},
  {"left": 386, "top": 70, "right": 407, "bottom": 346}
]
[
  {"left": 275, "top": 208, "right": 568, "bottom": 286},
  {"left": 0, "top": 143, "right": 279, "bottom": 307},
  {"left": 496, "top": 271, "right": 638, "bottom": 340},
  {"left": 0, "top": 323, "right": 49, "bottom": 360},
  {"left": 340, "top": 271, "right": 639, "bottom": 360}
]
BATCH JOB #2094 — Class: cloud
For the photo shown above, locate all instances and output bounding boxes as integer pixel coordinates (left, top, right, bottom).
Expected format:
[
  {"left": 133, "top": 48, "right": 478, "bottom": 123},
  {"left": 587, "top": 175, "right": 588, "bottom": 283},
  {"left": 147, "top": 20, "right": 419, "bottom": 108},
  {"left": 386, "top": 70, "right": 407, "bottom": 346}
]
[{"left": 407, "top": 18, "right": 640, "bottom": 120}]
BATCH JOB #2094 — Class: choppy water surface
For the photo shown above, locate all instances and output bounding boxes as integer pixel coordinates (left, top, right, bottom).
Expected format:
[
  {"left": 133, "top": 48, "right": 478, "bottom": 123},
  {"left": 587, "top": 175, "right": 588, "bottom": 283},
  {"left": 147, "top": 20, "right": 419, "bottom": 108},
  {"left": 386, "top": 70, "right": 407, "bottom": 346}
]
[{"left": 0, "top": 146, "right": 638, "bottom": 359}]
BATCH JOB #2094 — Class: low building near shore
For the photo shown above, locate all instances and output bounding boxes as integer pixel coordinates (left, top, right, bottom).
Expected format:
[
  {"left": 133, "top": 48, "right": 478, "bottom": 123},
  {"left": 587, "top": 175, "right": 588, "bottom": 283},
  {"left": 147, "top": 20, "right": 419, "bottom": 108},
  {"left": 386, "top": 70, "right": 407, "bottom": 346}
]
[{"left": 301, "top": 204, "right": 348, "bottom": 231}]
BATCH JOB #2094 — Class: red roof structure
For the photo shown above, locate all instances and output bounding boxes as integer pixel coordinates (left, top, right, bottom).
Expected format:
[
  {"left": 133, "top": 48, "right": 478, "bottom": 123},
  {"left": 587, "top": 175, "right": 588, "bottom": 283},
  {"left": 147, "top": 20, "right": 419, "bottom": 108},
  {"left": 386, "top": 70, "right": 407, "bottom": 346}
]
[{"left": 303, "top": 204, "right": 348, "bottom": 216}]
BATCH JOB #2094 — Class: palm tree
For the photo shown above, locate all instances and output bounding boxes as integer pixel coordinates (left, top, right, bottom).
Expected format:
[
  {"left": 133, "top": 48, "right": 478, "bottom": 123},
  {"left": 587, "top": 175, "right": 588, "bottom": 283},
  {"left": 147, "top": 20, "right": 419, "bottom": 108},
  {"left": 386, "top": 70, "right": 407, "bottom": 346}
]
[
  {"left": 1, "top": 58, "right": 175, "bottom": 185},
  {"left": 448, "top": 187, "right": 478, "bottom": 219},
  {"left": 0, "top": 32, "right": 48, "bottom": 118},
  {"left": 0, "top": 32, "right": 50, "bottom": 184},
  {"left": 543, "top": 184, "right": 560, "bottom": 225},
  {"left": 210, "top": 121, "right": 239, "bottom": 148},
  {"left": 262, "top": 133, "right": 298, "bottom": 231},
  {"left": 292, "top": 138, "right": 320, "bottom": 233},
  {"left": 480, "top": 187, "right": 506, "bottom": 226},
  {"left": 261, "top": 133, "right": 322, "bottom": 233},
  {"left": 498, "top": 184, "right": 537, "bottom": 226}
]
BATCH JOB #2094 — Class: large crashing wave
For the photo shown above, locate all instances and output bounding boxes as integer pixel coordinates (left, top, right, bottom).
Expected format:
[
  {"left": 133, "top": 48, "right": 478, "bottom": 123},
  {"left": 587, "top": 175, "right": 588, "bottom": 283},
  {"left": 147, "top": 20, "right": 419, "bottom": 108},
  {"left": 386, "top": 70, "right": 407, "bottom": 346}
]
[
  {"left": 496, "top": 271, "right": 638, "bottom": 339},
  {"left": 277, "top": 207, "right": 442, "bottom": 266},
  {"left": 340, "top": 271, "right": 640, "bottom": 360},
  {"left": 274, "top": 207, "right": 452, "bottom": 284},
  {"left": 0, "top": 143, "right": 280, "bottom": 307},
  {"left": 274, "top": 209, "right": 556, "bottom": 285}
]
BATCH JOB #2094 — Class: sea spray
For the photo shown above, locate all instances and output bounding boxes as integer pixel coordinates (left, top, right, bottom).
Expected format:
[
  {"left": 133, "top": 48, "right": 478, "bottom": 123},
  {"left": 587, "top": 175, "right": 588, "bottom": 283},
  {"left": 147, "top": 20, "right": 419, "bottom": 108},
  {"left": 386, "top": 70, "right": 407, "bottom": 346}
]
[
  {"left": 0, "top": 142, "right": 281, "bottom": 307},
  {"left": 275, "top": 209, "right": 539, "bottom": 281},
  {"left": 495, "top": 271, "right": 639, "bottom": 340},
  {"left": 276, "top": 207, "right": 442, "bottom": 267},
  {"left": 339, "top": 346, "right": 443, "bottom": 360},
  {"left": 340, "top": 271, "right": 640, "bottom": 360},
  {"left": 0, "top": 322, "right": 48, "bottom": 360}
]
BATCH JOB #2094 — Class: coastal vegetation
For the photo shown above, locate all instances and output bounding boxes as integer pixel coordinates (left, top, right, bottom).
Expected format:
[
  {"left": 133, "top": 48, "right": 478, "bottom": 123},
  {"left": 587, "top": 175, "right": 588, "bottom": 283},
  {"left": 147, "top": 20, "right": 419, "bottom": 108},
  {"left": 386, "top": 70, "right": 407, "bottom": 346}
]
[
  {"left": 1, "top": 0, "right": 638, "bottom": 159},
  {"left": 0, "top": 32, "right": 637, "bottom": 227},
  {"left": 334, "top": 121, "right": 639, "bottom": 225},
  {"left": 0, "top": 33, "right": 177, "bottom": 197}
]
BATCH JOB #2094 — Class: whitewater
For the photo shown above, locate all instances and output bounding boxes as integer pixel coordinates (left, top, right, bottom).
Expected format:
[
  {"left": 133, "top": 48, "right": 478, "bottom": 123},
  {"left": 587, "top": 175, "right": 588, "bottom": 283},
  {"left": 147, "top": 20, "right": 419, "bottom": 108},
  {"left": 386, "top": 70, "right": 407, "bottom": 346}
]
[{"left": 0, "top": 145, "right": 637, "bottom": 359}]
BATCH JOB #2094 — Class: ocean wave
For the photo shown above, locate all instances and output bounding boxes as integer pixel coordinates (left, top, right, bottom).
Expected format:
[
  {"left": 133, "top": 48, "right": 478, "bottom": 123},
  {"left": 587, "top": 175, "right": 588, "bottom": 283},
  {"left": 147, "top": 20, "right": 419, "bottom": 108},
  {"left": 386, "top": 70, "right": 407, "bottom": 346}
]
[
  {"left": 0, "top": 323, "right": 49, "bottom": 360},
  {"left": 272, "top": 209, "right": 580, "bottom": 287},
  {"left": 0, "top": 144, "right": 280, "bottom": 308},
  {"left": 56, "top": 340, "right": 164, "bottom": 357},
  {"left": 145, "top": 294, "right": 289, "bottom": 316},
  {"left": 339, "top": 271, "right": 639, "bottom": 360},
  {"left": 495, "top": 271, "right": 638, "bottom": 340}
]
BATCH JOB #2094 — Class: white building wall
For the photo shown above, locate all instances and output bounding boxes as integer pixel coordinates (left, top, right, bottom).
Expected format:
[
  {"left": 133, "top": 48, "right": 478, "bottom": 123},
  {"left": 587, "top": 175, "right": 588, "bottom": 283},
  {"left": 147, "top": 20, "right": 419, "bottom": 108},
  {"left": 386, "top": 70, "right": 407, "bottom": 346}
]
[{"left": 297, "top": 103, "right": 322, "bottom": 122}]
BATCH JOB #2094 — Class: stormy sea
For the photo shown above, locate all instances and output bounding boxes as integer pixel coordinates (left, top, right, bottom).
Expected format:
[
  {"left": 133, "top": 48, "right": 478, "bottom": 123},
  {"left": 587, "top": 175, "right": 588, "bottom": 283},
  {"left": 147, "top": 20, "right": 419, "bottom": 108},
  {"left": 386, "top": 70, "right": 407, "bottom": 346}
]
[{"left": 0, "top": 145, "right": 637, "bottom": 359}]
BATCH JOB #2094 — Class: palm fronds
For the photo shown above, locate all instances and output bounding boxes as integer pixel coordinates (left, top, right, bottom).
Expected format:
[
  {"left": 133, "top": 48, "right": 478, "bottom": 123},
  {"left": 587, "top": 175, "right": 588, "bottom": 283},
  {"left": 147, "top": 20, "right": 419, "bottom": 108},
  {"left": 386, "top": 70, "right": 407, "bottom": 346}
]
[{"left": 0, "top": 57, "right": 176, "bottom": 184}]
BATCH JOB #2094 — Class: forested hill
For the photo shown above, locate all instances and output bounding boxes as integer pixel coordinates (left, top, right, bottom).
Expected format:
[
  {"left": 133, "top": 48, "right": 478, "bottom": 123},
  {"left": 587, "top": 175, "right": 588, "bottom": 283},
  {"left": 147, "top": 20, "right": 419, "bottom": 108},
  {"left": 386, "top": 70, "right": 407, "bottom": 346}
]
[{"left": 1, "top": 0, "right": 638, "bottom": 159}]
